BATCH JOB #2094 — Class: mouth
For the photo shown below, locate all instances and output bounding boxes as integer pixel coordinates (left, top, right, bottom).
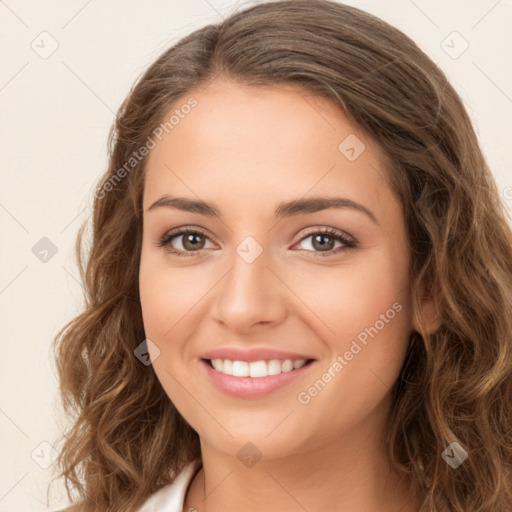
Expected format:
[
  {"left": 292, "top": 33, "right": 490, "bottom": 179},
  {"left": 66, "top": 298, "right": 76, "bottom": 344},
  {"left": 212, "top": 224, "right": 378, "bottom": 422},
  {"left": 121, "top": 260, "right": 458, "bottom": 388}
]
[
  {"left": 202, "top": 357, "right": 315, "bottom": 378},
  {"left": 200, "top": 357, "right": 317, "bottom": 398}
]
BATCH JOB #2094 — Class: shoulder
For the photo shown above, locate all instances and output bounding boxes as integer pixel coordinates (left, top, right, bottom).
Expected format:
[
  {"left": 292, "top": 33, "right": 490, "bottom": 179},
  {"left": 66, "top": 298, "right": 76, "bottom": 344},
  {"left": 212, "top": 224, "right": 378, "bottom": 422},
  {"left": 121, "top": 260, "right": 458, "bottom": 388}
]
[{"left": 137, "top": 459, "right": 202, "bottom": 512}]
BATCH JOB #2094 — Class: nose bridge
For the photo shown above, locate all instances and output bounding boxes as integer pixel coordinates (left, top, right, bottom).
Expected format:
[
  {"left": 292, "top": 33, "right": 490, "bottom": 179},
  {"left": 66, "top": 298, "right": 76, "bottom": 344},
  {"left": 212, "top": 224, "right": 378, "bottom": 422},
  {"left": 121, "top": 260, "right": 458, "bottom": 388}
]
[{"left": 213, "top": 235, "right": 286, "bottom": 329}]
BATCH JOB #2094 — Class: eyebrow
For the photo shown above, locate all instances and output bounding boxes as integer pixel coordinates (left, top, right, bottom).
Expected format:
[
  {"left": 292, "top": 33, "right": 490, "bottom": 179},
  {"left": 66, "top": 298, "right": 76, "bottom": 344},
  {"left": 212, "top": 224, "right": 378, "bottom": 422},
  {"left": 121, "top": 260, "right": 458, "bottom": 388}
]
[{"left": 147, "top": 194, "right": 379, "bottom": 224}]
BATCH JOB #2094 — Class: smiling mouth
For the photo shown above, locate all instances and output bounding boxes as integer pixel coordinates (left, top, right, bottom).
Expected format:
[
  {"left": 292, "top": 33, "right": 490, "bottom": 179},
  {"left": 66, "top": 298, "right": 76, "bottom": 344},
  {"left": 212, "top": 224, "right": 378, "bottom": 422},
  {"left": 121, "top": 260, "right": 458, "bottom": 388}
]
[{"left": 203, "top": 358, "right": 315, "bottom": 378}]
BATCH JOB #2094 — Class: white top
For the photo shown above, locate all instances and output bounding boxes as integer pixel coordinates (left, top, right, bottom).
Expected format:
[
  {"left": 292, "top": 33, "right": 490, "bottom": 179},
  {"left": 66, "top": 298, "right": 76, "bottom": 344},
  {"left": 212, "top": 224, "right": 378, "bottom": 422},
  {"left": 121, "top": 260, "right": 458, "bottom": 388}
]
[{"left": 138, "top": 459, "right": 202, "bottom": 512}]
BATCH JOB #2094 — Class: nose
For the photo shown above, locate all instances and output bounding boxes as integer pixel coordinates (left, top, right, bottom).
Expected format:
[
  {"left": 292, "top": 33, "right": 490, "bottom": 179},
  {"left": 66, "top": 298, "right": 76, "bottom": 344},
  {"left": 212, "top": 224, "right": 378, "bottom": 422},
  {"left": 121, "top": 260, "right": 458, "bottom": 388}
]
[{"left": 212, "top": 245, "right": 288, "bottom": 333}]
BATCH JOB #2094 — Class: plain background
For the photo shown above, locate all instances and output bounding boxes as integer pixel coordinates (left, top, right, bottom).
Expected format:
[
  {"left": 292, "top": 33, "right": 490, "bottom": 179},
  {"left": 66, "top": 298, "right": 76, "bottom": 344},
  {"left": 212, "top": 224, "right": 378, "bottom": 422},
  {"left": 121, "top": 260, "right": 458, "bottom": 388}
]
[{"left": 0, "top": 0, "right": 511, "bottom": 510}]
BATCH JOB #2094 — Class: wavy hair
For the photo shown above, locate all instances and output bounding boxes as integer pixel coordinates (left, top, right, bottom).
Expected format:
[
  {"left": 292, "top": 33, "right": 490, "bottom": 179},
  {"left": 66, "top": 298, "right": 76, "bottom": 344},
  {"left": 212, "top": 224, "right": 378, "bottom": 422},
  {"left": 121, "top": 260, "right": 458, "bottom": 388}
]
[{"left": 50, "top": 1, "right": 512, "bottom": 510}]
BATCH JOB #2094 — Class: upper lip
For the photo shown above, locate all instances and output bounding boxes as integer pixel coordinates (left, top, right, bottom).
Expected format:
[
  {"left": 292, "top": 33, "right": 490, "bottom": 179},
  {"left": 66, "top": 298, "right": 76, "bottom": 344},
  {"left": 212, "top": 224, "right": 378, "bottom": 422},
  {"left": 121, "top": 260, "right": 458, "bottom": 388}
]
[{"left": 200, "top": 347, "right": 316, "bottom": 362}]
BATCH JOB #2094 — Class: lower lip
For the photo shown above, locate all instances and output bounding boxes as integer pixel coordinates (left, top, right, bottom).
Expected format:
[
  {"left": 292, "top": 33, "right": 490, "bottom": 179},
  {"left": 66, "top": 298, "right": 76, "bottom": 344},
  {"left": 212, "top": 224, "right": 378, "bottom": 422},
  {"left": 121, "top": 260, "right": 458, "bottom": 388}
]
[{"left": 200, "top": 359, "right": 315, "bottom": 398}]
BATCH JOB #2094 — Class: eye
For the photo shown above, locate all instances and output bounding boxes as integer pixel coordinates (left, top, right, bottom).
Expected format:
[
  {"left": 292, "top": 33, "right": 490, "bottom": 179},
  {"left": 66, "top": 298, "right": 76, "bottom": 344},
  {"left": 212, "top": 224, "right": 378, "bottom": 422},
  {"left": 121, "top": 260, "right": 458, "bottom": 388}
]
[
  {"left": 294, "top": 227, "right": 356, "bottom": 257},
  {"left": 157, "top": 228, "right": 216, "bottom": 257}
]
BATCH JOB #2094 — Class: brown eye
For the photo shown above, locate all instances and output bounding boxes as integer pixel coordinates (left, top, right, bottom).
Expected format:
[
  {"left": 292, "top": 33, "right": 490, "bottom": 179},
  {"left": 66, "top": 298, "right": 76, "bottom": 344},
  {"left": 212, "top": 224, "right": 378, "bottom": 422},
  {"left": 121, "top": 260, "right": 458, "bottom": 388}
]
[
  {"left": 181, "top": 232, "right": 206, "bottom": 251},
  {"left": 296, "top": 228, "right": 356, "bottom": 257},
  {"left": 158, "top": 228, "right": 215, "bottom": 257},
  {"left": 311, "top": 233, "right": 337, "bottom": 251}
]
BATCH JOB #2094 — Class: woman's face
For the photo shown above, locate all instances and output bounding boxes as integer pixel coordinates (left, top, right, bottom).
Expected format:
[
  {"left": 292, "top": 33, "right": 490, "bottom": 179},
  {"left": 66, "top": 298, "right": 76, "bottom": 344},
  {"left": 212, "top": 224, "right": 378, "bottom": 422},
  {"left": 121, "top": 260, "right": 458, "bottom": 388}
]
[{"left": 139, "top": 79, "right": 432, "bottom": 461}]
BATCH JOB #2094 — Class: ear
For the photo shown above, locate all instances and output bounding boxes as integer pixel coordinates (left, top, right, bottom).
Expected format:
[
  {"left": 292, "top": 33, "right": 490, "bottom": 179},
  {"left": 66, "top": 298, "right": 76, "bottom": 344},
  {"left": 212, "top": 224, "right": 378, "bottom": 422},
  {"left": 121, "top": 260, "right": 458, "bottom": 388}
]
[{"left": 412, "top": 282, "right": 442, "bottom": 335}]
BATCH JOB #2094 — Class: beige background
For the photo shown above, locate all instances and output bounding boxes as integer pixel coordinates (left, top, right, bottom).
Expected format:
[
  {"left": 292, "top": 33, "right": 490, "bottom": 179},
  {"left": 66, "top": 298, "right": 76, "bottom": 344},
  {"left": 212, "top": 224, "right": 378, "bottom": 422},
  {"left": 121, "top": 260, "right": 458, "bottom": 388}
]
[{"left": 0, "top": 0, "right": 511, "bottom": 510}]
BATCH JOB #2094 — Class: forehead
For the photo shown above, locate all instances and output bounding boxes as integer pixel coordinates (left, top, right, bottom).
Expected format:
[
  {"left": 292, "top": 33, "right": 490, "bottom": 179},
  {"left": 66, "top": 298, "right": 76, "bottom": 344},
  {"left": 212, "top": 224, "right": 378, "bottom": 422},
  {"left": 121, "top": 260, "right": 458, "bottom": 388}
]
[
  {"left": 147, "top": 78, "right": 374, "bottom": 164},
  {"left": 143, "top": 79, "right": 396, "bottom": 223}
]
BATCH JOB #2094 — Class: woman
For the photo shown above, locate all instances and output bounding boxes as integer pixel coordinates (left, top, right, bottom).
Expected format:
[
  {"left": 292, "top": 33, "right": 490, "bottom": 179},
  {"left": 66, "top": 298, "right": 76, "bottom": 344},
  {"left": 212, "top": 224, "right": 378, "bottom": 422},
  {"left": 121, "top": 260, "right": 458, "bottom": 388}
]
[{"left": 51, "top": 1, "right": 512, "bottom": 511}]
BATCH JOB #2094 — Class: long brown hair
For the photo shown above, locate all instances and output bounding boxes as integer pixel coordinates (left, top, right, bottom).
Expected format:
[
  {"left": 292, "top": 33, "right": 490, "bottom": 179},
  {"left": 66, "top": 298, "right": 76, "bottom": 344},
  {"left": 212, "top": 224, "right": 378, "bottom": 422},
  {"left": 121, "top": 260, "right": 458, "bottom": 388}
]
[{"left": 50, "top": 1, "right": 512, "bottom": 510}]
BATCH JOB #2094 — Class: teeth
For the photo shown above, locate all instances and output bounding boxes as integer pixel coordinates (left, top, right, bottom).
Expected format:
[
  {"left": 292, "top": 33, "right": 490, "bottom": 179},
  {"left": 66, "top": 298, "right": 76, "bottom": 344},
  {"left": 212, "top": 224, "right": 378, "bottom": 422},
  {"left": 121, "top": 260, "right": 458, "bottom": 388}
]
[
  {"left": 209, "top": 358, "right": 308, "bottom": 378},
  {"left": 211, "top": 359, "right": 223, "bottom": 372},
  {"left": 293, "top": 359, "right": 306, "bottom": 369},
  {"left": 249, "top": 360, "right": 267, "bottom": 378},
  {"left": 232, "top": 361, "right": 250, "bottom": 377},
  {"left": 267, "top": 359, "right": 282, "bottom": 375},
  {"left": 282, "top": 360, "right": 293, "bottom": 372},
  {"left": 222, "top": 359, "right": 233, "bottom": 375}
]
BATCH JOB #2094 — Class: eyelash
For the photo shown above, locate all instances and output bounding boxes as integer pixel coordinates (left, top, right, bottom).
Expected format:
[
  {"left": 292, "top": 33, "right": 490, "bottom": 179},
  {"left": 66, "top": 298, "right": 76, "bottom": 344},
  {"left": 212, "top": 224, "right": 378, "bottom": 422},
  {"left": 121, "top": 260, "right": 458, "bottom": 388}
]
[{"left": 156, "top": 226, "right": 357, "bottom": 258}]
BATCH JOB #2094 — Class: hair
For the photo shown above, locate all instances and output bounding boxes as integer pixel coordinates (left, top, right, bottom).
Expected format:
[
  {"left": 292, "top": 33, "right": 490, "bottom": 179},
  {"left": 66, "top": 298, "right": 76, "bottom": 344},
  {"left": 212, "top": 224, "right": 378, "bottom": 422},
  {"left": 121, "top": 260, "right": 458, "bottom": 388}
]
[{"left": 49, "top": 0, "right": 512, "bottom": 510}]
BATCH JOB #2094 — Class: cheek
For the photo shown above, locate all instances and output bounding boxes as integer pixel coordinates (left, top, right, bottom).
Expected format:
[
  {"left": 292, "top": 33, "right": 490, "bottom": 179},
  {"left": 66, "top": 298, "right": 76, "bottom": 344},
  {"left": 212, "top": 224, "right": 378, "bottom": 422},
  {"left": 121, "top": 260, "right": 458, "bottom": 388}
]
[
  {"left": 291, "top": 248, "right": 411, "bottom": 342},
  {"left": 138, "top": 252, "right": 206, "bottom": 415},
  {"left": 292, "top": 247, "right": 413, "bottom": 401},
  {"left": 290, "top": 259, "right": 412, "bottom": 427},
  {"left": 139, "top": 251, "right": 212, "bottom": 342}
]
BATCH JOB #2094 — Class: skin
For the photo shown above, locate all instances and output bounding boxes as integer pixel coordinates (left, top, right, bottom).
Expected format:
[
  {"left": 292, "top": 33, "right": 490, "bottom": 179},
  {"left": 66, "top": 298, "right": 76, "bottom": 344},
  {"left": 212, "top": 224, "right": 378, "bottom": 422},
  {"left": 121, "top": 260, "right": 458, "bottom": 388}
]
[{"left": 139, "top": 78, "right": 438, "bottom": 512}]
